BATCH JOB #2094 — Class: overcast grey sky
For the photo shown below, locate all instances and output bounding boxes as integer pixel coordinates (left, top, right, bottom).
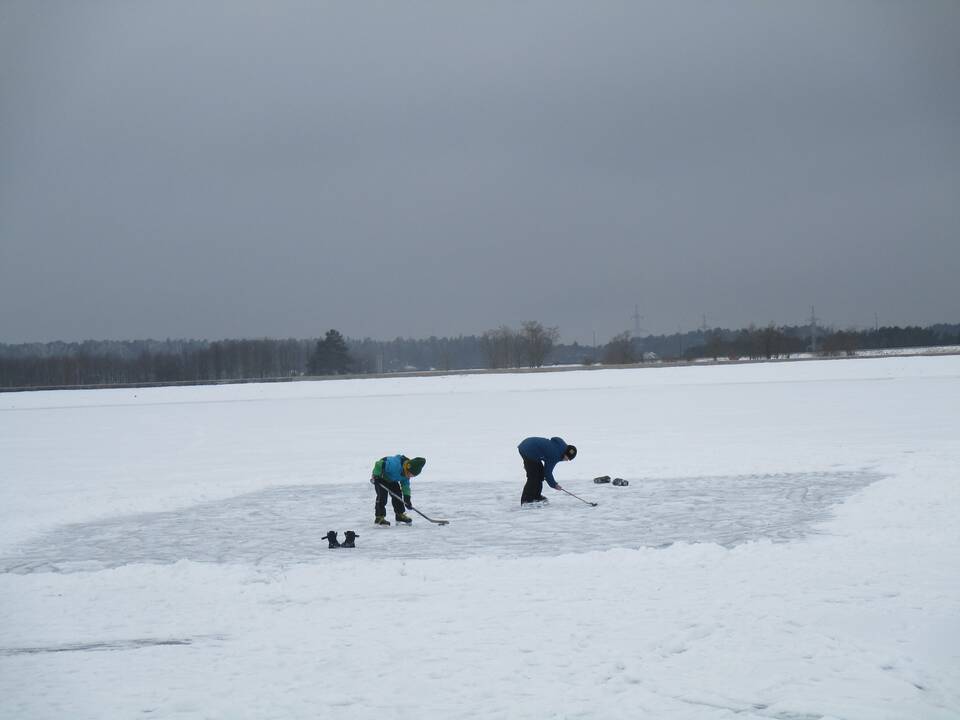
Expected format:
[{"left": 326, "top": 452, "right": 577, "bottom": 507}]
[{"left": 1, "top": 1, "right": 957, "bottom": 345}]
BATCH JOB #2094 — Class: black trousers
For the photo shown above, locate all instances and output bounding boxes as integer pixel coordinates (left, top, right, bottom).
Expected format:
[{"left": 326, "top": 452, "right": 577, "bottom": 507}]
[
  {"left": 374, "top": 477, "right": 406, "bottom": 518},
  {"left": 520, "top": 454, "right": 546, "bottom": 504}
]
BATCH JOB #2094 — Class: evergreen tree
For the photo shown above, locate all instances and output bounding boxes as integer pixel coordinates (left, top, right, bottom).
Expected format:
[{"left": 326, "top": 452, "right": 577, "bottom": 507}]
[{"left": 308, "top": 329, "right": 354, "bottom": 375}]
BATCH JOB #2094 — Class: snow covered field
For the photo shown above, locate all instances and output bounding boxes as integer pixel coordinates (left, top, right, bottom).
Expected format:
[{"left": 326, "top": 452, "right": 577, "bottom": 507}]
[{"left": 1, "top": 357, "right": 958, "bottom": 719}]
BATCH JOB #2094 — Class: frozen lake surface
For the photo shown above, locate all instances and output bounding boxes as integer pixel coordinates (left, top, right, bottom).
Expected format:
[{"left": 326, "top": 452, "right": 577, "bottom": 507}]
[{"left": 1, "top": 357, "right": 958, "bottom": 719}]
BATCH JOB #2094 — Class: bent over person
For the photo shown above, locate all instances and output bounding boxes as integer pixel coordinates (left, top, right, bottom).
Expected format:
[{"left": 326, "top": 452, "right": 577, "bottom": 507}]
[
  {"left": 517, "top": 436, "right": 576, "bottom": 505},
  {"left": 370, "top": 454, "right": 425, "bottom": 526}
]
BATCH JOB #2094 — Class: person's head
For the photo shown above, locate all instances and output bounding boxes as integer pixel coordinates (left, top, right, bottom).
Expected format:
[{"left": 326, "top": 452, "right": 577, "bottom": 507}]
[
  {"left": 403, "top": 456, "right": 426, "bottom": 477},
  {"left": 563, "top": 445, "right": 577, "bottom": 461}
]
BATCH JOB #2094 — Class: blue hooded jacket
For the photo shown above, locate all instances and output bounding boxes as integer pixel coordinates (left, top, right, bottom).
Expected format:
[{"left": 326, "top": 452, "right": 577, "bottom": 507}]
[
  {"left": 374, "top": 454, "right": 413, "bottom": 500},
  {"left": 517, "top": 436, "right": 569, "bottom": 488}
]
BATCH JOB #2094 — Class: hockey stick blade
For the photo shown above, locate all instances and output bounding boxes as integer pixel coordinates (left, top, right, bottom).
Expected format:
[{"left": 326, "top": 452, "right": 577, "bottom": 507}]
[
  {"left": 372, "top": 479, "right": 451, "bottom": 525},
  {"left": 560, "top": 487, "right": 598, "bottom": 507}
]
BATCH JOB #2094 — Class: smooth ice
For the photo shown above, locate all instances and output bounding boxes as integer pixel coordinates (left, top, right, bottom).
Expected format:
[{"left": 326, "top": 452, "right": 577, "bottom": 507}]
[{"left": 2, "top": 471, "right": 879, "bottom": 573}]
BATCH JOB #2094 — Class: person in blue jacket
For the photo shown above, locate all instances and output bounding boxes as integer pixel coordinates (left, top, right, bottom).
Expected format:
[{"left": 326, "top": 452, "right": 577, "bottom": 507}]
[
  {"left": 517, "top": 436, "right": 577, "bottom": 505},
  {"left": 370, "top": 454, "right": 426, "bottom": 526}
]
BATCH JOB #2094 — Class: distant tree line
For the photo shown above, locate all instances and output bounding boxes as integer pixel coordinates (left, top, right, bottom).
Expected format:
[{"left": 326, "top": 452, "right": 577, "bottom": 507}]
[
  {"left": 0, "top": 339, "right": 314, "bottom": 388},
  {"left": 671, "top": 323, "right": 960, "bottom": 362},
  {"left": 1, "top": 323, "right": 957, "bottom": 389}
]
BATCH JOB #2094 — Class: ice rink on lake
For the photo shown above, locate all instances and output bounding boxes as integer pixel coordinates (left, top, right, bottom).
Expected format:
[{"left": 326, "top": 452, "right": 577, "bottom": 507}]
[{"left": 2, "top": 471, "right": 880, "bottom": 573}]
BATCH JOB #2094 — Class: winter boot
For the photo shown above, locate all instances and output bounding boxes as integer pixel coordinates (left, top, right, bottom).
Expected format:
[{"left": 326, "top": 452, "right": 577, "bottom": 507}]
[
  {"left": 395, "top": 512, "right": 413, "bottom": 525},
  {"left": 342, "top": 531, "right": 358, "bottom": 548},
  {"left": 374, "top": 516, "right": 390, "bottom": 527},
  {"left": 324, "top": 530, "right": 340, "bottom": 548},
  {"left": 612, "top": 478, "right": 629, "bottom": 486},
  {"left": 593, "top": 475, "right": 611, "bottom": 484}
]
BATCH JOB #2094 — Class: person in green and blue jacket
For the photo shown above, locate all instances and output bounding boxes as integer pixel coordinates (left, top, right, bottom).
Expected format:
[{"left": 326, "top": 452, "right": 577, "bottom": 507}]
[{"left": 370, "top": 455, "right": 426, "bottom": 526}]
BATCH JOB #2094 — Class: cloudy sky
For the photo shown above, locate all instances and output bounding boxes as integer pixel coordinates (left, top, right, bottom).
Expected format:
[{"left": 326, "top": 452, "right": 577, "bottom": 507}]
[{"left": 1, "top": 1, "right": 957, "bottom": 345}]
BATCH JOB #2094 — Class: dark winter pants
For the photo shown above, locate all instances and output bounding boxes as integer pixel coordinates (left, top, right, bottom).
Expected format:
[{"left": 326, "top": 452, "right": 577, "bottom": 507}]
[
  {"left": 374, "top": 477, "right": 406, "bottom": 519},
  {"left": 520, "top": 454, "right": 546, "bottom": 504}
]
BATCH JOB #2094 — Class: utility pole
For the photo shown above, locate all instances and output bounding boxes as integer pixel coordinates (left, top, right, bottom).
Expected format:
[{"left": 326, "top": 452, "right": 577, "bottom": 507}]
[
  {"left": 632, "top": 305, "right": 644, "bottom": 337},
  {"left": 631, "top": 305, "right": 646, "bottom": 363},
  {"left": 808, "top": 306, "right": 820, "bottom": 354}
]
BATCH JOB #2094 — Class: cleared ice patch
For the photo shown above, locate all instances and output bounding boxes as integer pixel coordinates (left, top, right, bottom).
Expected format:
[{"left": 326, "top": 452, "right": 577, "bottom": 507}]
[{"left": 1, "top": 471, "right": 879, "bottom": 573}]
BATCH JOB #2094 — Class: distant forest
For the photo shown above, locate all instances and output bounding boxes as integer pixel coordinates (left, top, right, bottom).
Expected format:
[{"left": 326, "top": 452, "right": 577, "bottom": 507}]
[{"left": 1, "top": 322, "right": 958, "bottom": 390}]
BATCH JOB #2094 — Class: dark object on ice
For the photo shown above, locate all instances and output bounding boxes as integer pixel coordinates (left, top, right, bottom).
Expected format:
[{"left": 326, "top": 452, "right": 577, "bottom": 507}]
[
  {"left": 593, "top": 475, "right": 611, "bottom": 484},
  {"left": 612, "top": 478, "right": 629, "bottom": 486},
  {"left": 342, "top": 531, "right": 358, "bottom": 548},
  {"left": 324, "top": 530, "right": 341, "bottom": 548}
]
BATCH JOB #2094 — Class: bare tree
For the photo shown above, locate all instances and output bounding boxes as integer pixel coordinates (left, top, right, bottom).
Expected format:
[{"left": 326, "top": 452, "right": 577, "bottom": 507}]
[
  {"left": 822, "top": 329, "right": 858, "bottom": 357},
  {"left": 705, "top": 330, "right": 724, "bottom": 361},
  {"left": 760, "top": 323, "right": 783, "bottom": 360},
  {"left": 603, "top": 331, "right": 636, "bottom": 364},
  {"left": 480, "top": 325, "right": 520, "bottom": 369},
  {"left": 519, "top": 320, "right": 560, "bottom": 367}
]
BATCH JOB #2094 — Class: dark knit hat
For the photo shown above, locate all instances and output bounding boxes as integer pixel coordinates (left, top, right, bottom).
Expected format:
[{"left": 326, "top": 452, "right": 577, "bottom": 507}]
[
  {"left": 564, "top": 445, "right": 577, "bottom": 460},
  {"left": 405, "top": 457, "right": 426, "bottom": 476}
]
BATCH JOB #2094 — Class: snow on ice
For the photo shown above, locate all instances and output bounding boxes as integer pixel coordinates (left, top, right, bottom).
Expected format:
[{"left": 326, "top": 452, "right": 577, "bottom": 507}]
[{"left": 1, "top": 356, "right": 958, "bottom": 719}]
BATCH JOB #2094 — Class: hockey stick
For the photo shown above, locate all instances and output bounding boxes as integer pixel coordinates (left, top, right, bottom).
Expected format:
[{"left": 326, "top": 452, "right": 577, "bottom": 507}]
[
  {"left": 372, "top": 479, "right": 450, "bottom": 525},
  {"left": 560, "top": 487, "right": 598, "bottom": 507}
]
